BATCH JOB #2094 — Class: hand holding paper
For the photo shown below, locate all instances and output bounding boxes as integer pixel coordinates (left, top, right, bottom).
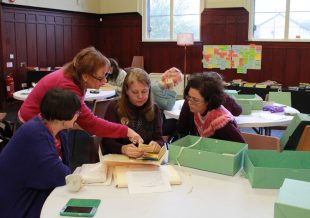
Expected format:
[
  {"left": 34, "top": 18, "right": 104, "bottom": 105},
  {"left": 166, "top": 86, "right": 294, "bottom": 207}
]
[{"left": 122, "top": 144, "right": 144, "bottom": 158}]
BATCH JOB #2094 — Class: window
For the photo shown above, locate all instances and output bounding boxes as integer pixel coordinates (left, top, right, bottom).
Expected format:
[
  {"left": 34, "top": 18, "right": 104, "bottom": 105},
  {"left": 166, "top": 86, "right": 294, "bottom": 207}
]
[
  {"left": 250, "top": 0, "right": 310, "bottom": 41},
  {"left": 143, "top": 0, "right": 201, "bottom": 41}
]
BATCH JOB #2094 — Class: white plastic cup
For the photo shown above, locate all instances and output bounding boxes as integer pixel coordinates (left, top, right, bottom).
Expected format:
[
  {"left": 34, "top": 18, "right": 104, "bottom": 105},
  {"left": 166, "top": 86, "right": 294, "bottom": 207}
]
[{"left": 65, "top": 174, "right": 83, "bottom": 192}]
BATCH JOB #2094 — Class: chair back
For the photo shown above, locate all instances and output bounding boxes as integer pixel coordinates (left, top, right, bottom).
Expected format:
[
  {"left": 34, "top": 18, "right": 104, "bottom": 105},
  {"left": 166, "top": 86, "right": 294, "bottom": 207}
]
[
  {"left": 296, "top": 125, "right": 310, "bottom": 151},
  {"left": 131, "top": 56, "right": 144, "bottom": 69},
  {"left": 268, "top": 91, "right": 291, "bottom": 106},
  {"left": 241, "top": 132, "right": 280, "bottom": 151},
  {"left": 93, "top": 99, "right": 114, "bottom": 118}
]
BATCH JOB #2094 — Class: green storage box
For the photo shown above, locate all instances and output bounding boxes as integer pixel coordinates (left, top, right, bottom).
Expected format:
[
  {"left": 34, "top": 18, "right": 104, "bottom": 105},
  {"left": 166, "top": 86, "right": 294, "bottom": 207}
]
[
  {"left": 280, "top": 113, "right": 310, "bottom": 150},
  {"left": 168, "top": 135, "right": 247, "bottom": 176},
  {"left": 274, "top": 179, "right": 310, "bottom": 218},
  {"left": 235, "top": 94, "right": 263, "bottom": 110},
  {"left": 225, "top": 89, "right": 238, "bottom": 98},
  {"left": 238, "top": 101, "right": 252, "bottom": 115},
  {"left": 244, "top": 150, "right": 310, "bottom": 189}
]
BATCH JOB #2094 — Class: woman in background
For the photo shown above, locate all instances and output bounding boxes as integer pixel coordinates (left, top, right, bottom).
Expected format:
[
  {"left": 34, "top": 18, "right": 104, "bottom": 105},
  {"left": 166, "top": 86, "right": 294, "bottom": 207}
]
[
  {"left": 0, "top": 88, "right": 80, "bottom": 217},
  {"left": 206, "top": 71, "right": 242, "bottom": 116},
  {"left": 151, "top": 67, "right": 183, "bottom": 142},
  {"left": 18, "top": 47, "right": 142, "bottom": 144},
  {"left": 151, "top": 67, "right": 183, "bottom": 111},
  {"left": 177, "top": 72, "right": 245, "bottom": 143},
  {"left": 106, "top": 58, "right": 127, "bottom": 95},
  {"left": 102, "top": 68, "right": 164, "bottom": 158}
]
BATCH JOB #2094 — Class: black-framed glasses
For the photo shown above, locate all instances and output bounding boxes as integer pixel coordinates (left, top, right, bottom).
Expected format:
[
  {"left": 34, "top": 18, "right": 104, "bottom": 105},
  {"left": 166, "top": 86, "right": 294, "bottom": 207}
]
[
  {"left": 89, "top": 74, "right": 106, "bottom": 82},
  {"left": 186, "top": 95, "right": 204, "bottom": 105}
]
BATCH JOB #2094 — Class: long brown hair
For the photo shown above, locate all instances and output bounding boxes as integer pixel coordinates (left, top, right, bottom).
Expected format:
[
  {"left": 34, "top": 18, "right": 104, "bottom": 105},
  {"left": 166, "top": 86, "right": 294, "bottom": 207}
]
[
  {"left": 63, "top": 46, "right": 110, "bottom": 91},
  {"left": 117, "top": 68, "right": 155, "bottom": 122}
]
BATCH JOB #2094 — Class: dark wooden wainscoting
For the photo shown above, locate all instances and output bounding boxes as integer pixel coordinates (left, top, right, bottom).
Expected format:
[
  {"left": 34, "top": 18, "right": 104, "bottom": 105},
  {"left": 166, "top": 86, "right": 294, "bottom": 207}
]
[{"left": 0, "top": 4, "right": 99, "bottom": 107}]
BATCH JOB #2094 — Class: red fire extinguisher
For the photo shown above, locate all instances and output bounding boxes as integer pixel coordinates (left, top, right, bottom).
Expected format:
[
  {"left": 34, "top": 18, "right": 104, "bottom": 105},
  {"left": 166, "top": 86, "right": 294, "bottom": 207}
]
[{"left": 5, "top": 75, "right": 15, "bottom": 98}]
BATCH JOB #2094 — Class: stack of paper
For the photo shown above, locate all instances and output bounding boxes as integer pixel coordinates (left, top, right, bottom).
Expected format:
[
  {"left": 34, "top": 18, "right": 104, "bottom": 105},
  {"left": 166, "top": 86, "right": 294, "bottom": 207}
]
[
  {"left": 77, "top": 162, "right": 108, "bottom": 184},
  {"left": 113, "top": 164, "right": 181, "bottom": 188}
]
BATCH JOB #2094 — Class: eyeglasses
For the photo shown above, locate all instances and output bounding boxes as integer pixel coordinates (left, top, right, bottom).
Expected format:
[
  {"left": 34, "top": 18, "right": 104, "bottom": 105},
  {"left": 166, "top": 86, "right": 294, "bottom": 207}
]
[
  {"left": 186, "top": 95, "right": 204, "bottom": 105},
  {"left": 89, "top": 74, "right": 106, "bottom": 82}
]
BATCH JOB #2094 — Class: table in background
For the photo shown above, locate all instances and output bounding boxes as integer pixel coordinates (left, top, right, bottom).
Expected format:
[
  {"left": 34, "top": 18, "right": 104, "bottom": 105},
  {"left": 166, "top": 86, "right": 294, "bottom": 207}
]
[
  {"left": 41, "top": 167, "right": 278, "bottom": 218},
  {"left": 26, "top": 70, "right": 54, "bottom": 87},
  {"left": 13, "top": 89, "right": 116, "bottom": 102},
  {"left": 226, "top": 85, "right": 310, "bottom": 114},
  {"left": 164, "top": 100, "right": 299, "bottom": 133}
]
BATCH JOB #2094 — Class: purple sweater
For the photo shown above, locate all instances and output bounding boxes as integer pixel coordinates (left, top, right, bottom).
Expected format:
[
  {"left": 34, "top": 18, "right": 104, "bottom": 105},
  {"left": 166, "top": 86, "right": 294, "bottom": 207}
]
[
  {"left": 101, "top": 100, "right": 164, "bottom": 154},
  {"left": 0, "top": 117, "right": 71, "bottom": 218},
  {"left": 177, "top": 100, "right": 245, "bottom": 143}
]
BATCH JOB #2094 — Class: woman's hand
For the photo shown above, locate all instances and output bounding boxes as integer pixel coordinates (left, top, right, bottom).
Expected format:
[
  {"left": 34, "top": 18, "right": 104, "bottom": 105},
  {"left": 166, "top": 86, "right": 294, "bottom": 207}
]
[
  {"left": 121, "top": 144, "right": 144, "bottom": 158},
  {"left": 127, "top": 128, "right": 144, "bottom": 144},
  {"left": 149, "top": 141, "right": 162, "bottom": 153}
]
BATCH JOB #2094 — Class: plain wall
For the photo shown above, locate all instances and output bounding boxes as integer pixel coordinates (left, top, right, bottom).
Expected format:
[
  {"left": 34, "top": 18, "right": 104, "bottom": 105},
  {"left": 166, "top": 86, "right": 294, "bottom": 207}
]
[
  {"left": 2, "top": 0, "right": 101, "bottom": 13},
  {"left": 2, "top": 0, "right": 249, "bottom": 14}
]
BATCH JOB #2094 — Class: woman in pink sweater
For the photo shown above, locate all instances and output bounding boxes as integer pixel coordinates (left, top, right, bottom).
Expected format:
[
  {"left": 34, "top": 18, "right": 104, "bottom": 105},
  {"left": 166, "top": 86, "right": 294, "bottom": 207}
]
[{"left": 19, "top": 47, "right": 143, "bottom": 143}]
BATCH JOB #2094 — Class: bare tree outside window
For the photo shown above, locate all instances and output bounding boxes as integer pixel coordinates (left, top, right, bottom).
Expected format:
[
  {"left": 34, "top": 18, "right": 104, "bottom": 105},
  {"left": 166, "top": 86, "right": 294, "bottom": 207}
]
[
  {"left": 252, "top": 0, "right": 310, "bottom": 40},
  {"left": 146, "top": 0, "right": 200, "bottom": 41}
]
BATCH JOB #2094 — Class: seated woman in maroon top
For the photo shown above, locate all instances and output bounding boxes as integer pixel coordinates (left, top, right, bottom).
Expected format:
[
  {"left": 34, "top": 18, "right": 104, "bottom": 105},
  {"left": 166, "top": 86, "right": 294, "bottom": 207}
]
[
  {"left": 102, "top": 68, "right": 164, "bottom": 158},
  {"left": 177, "top": 72, "right": 245, "bottom": 143}
]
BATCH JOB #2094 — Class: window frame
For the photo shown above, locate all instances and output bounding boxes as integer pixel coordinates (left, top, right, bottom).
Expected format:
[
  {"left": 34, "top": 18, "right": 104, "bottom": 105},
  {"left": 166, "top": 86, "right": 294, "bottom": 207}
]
[
  {"left": 142, "top": 0, "right": 204, "bottom": 42},
  {"left": 248, "top": 0, "right": 310, "bottom": 42}
]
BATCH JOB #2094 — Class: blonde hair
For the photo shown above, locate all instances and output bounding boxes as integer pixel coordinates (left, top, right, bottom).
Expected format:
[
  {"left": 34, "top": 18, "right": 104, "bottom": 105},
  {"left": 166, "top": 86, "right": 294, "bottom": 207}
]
[
  {"left": 64, "top": 46, "right": 110, "bottom": 91},
  {"left": 117, "top": 68, "right": 155, "bottom": 122}
]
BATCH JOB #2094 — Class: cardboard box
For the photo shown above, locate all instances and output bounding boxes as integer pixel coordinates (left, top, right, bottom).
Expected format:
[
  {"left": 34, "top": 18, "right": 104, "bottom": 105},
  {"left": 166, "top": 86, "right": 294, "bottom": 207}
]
[
  {"left": 244, "top": 150, "right": 310, "bottom": 189},
  {"left": 168, "top": 135, "right": 247, "bottom": 176},
  {"left": 274, "top": 179, "right": 310, "bottom": 218},
  {"left": 280, "top": 113, "right": 310, "bottom": 150},
  {"left": 234, "top": 94, "right": 263, "bottom": 110}
]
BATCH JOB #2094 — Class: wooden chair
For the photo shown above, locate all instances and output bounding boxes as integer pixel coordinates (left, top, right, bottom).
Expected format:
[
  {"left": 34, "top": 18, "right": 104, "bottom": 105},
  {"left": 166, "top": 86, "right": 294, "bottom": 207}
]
[
  {"left": 241, "top": 132, "right": 280, "bottom": 151},
  {"left": 131, "top": 56, "right": 144, "bottom": 69},
  {"left": 70, "top": 99, "right": 115, "bottom": 163},
  {"left": 296, "top": 125, "right": 310, "bottom": 151},
  {"left": 89, "top": 99, "right": 115, "bottom": 162}
]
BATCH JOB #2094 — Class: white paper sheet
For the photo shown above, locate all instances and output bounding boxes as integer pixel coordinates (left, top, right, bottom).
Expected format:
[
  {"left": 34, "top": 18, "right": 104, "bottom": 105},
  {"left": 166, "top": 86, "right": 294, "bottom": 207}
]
[{"left": 127, "top": 171, "right": 172, "bottom": 194}]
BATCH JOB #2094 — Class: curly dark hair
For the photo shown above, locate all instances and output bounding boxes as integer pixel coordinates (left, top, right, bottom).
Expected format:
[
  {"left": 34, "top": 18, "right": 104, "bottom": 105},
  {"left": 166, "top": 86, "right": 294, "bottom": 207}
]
[{"left": 184, "top": 72, "right": 225, "bottom": 110}]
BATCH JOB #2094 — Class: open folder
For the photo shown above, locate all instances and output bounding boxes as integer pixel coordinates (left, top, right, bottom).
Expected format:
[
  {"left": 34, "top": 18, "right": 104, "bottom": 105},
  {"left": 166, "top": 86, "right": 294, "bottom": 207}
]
[
  {"left": 113, "top": 164, "right": 182, "bottom": 188},
  {"left": 101, "top": 146, "right": 167, "bottom": 166}
]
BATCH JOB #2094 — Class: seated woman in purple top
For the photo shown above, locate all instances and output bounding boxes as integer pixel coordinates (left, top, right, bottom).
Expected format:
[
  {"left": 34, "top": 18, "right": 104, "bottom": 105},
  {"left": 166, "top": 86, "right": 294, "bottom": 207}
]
[
  {"left": 0, "top": 88, "right": 81, "bottom": 218},
  {"left": 177, "top": 73, "right": 245, "bottom": 143}
]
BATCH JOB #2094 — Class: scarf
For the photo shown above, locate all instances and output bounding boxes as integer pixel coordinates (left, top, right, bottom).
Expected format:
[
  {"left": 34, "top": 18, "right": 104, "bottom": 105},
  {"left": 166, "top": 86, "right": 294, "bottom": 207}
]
[{"left": 194, "top": 105, "right": 234, "bottom": 137}]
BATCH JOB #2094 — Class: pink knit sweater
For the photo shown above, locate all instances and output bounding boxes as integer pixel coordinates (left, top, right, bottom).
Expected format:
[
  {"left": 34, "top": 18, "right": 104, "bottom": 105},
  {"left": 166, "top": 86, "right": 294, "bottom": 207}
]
[{"left": 19, "top": 68, "right": 127, "bottom": 138}]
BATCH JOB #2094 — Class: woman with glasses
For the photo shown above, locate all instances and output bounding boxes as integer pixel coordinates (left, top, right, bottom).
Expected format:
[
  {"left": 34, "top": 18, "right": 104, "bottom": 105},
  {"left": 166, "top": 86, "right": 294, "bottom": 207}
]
[
  {"left": 0, "top": 88, "right": 80, "bottom": 217},
  {"left": 177, "top": 73, "right": 245, "bottom": 143},
  {"left": 18, "top": 47, "right": 143, "bottom": 145},
  {"left": 102, "top": 68, "right": 164, "bottom": 158}
]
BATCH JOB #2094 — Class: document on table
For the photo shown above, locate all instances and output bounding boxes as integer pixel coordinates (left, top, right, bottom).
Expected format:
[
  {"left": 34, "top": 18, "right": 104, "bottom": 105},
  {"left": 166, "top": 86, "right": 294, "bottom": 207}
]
[{"left": 127, "top": 171, "right": 172, "bottom": 194}]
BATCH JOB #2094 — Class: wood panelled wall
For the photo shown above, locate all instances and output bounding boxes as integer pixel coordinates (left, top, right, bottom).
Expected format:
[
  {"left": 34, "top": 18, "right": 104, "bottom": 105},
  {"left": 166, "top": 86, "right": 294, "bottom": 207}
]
[
  {"left": 97, "top": 8, "right": 310, "bottom": 86},
  {"left": 1, "top": 5, "right": 310, "bottom": 108},
  {"left": 0, "top": 4, "right": 99, "bottom": 108}
]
